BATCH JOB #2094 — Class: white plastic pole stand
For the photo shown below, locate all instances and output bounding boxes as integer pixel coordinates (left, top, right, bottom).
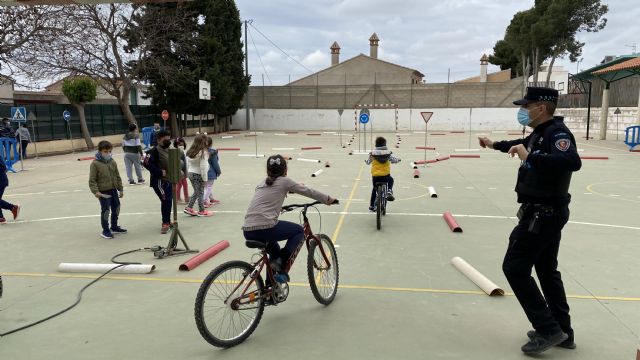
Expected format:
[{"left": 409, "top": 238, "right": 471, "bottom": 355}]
[
  {"left": 428, "top": 186, "right": 438, "bottom": 198},
  {"left": 450, "top": 257, "right": 504, "bottom": 296},
  {"left": 58, "top": 263, "right": 156, "bottom": 274},
  {"left": 311, "top": 169, "right": 323, "bottom": 177}
]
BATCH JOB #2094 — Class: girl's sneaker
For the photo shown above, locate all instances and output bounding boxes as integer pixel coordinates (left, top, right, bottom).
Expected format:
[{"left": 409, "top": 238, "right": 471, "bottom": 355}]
[
  {"left": 197, "top": 210, "right": 214, "bottom": 217},
  {"left": 161, "top": 223, "right": 170, "bottom": 234},
  {"left": 11, "top": 205, "right": 20, "bottom": 220},
  {"left": 183, "top": 208, "right": 198, "bottom": 216},
  {"left": 210, "top": 199, "right": 221, "bottom": 204},
  {"left": 0, "top": 217, "right": 6, "bottom": 225},
  {"left": 203, "top": 201, "right": 212, "bottom": 208}
]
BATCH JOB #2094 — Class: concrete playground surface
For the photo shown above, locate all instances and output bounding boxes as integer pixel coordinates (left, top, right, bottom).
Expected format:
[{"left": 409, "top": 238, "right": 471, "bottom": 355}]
[{"left": 1, "top": 130, "right": 639, "bottom": 360}]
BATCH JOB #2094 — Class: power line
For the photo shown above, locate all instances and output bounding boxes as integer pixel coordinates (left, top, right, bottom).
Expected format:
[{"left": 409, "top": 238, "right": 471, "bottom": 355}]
[
  {"left": 248, "top": 26, "right": 272, "bottom": 85},
  {"left": 248, "top": 22, "right": 314, "bottom": 74}
]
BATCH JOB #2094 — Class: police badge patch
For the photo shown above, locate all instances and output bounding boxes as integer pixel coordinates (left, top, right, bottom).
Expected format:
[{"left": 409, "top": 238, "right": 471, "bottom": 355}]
[{"left": 555, "top": 138, "right": 570, "bottom": 151}]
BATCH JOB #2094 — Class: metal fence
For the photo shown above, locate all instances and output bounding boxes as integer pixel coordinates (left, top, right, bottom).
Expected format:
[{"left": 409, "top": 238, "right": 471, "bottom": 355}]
[{"left": 0, "top": 104, "right": 216, "bottom": 142}]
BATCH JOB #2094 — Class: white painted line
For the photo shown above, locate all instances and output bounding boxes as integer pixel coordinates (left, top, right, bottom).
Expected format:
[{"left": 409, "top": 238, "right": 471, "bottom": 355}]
[
  {"left": 221, "top": 136, "right": 233, "bottom": 139},
  {"left": 584, "top": 192, "right": 592, "bottom": 195},
  {"left": 492, "top": 131, "right": 506, "bottom": 134},
  {"left": 578, "top": 149, "right": 585, "bottom": 152},
  {"left": 396, "top": 133, "right": 412, "bottom": 136},
  {"left": 323, "top": 131, "right": 336, "bottom": 134},
  {"left": 455, "top": 149, "right": 480, "bottom": 152},
  {"left": 466, "top": 187, "right": 475, "bottom": 190},
  {"left": 272, "top": 147, "right": 294, "bottom": 150},
  {"left": 444, "top": 187, "right": 453, "bottom": 189},
  {"left": 73, "top": 190, "right": 83, "bottom": 192},
  {"left": 274, "top": 133, "right": 288, "bottom": 136},
  {"left": 413, "top": 131, "right": 425, "bottom": 134},
  {"left": 488, "top": 187, "right": 497, "bottom": 190},
  {"left": 610, "top": 194, "right": 621, "bottom": 197},
  {"left": 49, "top": 191, "right": 69, "bottom": 194},
  {"left": 5, "top": 192, "right": 45, "bottom": 197},
  {"left": 238, "top": 154, "right": 265, "bottom": 157}
]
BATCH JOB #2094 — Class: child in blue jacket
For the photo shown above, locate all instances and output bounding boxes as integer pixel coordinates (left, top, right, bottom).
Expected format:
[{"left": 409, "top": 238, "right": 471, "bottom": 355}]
[{"left": 203, "top": 136, "right": 222, "bottom": 207}]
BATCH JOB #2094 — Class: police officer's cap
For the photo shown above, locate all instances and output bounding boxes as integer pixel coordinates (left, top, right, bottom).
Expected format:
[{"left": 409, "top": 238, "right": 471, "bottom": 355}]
[{"left": 513, "top": 87, "right": 559, "bottom": 105}]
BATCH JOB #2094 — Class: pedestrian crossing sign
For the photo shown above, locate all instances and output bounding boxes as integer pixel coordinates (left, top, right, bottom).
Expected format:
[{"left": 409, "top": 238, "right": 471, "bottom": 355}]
[{"left": 11, "top": 107, "right": 27, "bottom": 123}]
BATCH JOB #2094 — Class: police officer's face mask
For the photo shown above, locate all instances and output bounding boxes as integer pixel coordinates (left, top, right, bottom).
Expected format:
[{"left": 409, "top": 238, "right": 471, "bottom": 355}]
[{"left": 517, "top": 108, "right": 532, "bottom": 126}]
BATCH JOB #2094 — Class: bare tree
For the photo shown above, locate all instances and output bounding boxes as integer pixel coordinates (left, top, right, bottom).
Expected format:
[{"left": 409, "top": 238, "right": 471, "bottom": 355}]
[
  {"left": 0, "top": 6, "right": 65, "bottom": 86},
  {"left": 11, "top": 4, "right": 194, "bottom": 124}
]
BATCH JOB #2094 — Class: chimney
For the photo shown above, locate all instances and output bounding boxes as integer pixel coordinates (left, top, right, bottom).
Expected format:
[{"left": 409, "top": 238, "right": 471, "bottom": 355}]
[
  {"left": 480, "top": 54, "right": 489, "bottom": 83},
  {"left": 369, "top": 33, "right": 379, "bottom": 59},
  {"left": 331, "top": 41, "right": 341, "bottom": 66}
]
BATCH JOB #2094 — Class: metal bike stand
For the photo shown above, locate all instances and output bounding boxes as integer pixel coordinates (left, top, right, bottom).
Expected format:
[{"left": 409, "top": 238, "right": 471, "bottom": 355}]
[{"left": 153, "top": 183, "right": 198, "bottom": 259}]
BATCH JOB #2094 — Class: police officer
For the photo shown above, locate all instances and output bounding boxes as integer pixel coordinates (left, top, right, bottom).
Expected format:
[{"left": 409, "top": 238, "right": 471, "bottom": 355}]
[{"left": 478, "top": 87, "right": 581, "bottom": 355}]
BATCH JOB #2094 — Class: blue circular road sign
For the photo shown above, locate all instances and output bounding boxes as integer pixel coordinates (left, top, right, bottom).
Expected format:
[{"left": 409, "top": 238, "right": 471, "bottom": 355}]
[
  {"left": 63, "top": 110, "right": 71, "bottom": 122},
  {"left": 359, "top": 113, "right": 370, "bottom": 124}
]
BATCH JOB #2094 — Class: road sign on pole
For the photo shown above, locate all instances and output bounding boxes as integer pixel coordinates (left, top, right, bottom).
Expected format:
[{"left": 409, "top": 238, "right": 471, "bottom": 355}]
[
  {"left": 11, "top": 107, "right": 27, "bottom": 123},
  {"left": 359, "top": 113, "right": 370, "bottom": 124}
]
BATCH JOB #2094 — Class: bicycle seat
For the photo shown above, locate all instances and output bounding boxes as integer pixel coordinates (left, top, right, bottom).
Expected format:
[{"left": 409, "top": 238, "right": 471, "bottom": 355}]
[{"left": 245, "top": 240, "right": 266, "bottom": 249}]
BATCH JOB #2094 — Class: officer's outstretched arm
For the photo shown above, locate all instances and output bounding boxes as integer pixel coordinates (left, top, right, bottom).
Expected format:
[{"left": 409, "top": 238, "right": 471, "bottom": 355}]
[
  {"left": 491, "top": 136, "right": 530, "bottom": 153},
  {"left": 526, "top": 131, "right": 581, "bottom": 172}
]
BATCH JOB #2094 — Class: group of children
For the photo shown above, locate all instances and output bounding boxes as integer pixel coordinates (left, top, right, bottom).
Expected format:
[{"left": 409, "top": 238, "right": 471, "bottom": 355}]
[
  {"left": 88, "top": 131, "right": 222, "bottom": 238},
  {"left": 86, "top": 131, "right": 400, "bottom": 287}
]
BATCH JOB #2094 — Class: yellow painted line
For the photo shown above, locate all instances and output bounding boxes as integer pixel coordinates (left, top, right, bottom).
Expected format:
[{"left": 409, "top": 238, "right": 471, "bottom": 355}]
[
  {"left": 331, "top": 163, "right": 365, "bottom": 244},
  {"left": 4, "top": 272, "right": 640, "bottom": 302},
  {"left": 586, "top": 180, "right": 640, "bottom": 204}
]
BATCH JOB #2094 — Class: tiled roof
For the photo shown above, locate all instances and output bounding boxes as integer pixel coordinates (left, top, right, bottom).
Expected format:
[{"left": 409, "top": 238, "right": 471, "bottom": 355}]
[{"left": 592, "top": 57, "right": 640, "bottom": 75}]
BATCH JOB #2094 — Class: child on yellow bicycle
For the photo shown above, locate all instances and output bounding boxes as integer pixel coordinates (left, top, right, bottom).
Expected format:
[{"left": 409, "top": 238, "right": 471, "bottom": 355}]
[
  {"left": 242, "top": 154, "right": 337, "bottom": 283},
  {"left": 365, "top": 137, "right": 401, "bottom": 212}
]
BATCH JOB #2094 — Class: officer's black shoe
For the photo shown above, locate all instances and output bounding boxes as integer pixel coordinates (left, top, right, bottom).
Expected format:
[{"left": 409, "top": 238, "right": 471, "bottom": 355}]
[
  {"left": 521, "top": 330, "right": 568, "bottom": 355},
  {"left": 527, "top": 330, "right": 576, "bottom": 349}
]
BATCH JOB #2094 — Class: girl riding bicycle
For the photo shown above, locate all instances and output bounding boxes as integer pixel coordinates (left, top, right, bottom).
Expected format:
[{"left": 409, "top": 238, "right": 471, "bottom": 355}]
[{"left": 242, "top": 154, "right": 337, "bottom": 283}]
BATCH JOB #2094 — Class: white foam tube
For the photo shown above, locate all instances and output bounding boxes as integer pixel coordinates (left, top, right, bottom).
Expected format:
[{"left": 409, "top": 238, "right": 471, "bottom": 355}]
[
  {"left": 450, "top": 257, "right": 504, "bottom": 296},
  {"left": 428, "top": 186, "right": 438, "bottom": 198},
  {"left": 58, "top": 263, "right": 156, "bottom": 274},
  {"left": 273, "top": 147, "right": 295, "bottom": 150},
  {"left": 238, "top": 154, "right": 265, "bottom": 157},
  {"left": 274, "top": 133, "right": 288, "bottom": 136},
  {"left": 323, "top": 131, "right": 336, "bottom": 134},
  {"left": 396, "top": 133, "right": 412, "bottom": 136},
  {"left": 413, "top": 131, "right": 426, "bottom": 134},
  {"left": 297, "top": 158, "right": 321, "bottom": 163},
  {"left": 221, "top": 136, "right": 233, "bottom": 139},
  {"left": 454, "top": 149, "right": 480, "bottom": 152},
  {"left": 311, "top": 169, "right": 323, "bottom": 177},
  {"left": 410, "top": 162, "right": 418, "bottom": 169}
]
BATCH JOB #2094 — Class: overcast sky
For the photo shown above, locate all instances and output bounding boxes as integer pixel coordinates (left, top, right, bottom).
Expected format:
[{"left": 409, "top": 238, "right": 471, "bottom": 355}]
[{"left": 236, "top": 0, "right": 640, "bottom": 85}]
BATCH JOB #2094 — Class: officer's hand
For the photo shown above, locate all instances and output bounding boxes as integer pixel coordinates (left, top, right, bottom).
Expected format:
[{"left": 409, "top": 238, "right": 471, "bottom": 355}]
[
  {"left": 119, "top": 191, "right": 124, "bottom": 199},
  {"left": 508, "top": 144, "right": 529, "bottom": 161},
  {"left": 478, "top": 137, "right": 494, "bottom": 149},
  {"left": 95, "top": 192, "right": 102, "bottom": 199}
]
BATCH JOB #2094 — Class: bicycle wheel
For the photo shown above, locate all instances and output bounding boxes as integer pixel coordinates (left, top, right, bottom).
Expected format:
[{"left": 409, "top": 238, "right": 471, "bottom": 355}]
[
  {"left": 376, "top": 187, "right": 382, "bottom": 230},
  {"left": 307, "top": 234, "right": 339, "bottom": 305},
  {"left": 194, "top": 261, "right": 265, "bottom": 348}
]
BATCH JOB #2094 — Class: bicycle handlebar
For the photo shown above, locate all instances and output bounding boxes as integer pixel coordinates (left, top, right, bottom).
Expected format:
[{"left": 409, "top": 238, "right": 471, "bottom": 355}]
[{"left": 281, "top": 199, "right": 339, "bottom": 213}]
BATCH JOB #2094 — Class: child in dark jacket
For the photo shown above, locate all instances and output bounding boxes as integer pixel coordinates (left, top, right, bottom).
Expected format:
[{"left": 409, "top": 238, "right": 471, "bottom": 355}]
[
  {"left": 145, "top": 129, "right": 173, "bottom": 234},
  {"left": 89, "top": 140, "right": 125, "bottom": 239}
]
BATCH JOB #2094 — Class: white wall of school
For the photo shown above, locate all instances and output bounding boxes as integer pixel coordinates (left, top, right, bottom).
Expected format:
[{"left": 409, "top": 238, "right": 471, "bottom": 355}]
[{"left": 232, "top": 108, "right": 522, "bottom": 131}]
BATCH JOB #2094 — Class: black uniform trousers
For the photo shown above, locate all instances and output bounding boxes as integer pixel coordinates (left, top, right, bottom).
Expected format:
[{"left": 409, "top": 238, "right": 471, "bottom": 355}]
[{"left": 502, "top": 204, "right": 573, "bottom": 337}]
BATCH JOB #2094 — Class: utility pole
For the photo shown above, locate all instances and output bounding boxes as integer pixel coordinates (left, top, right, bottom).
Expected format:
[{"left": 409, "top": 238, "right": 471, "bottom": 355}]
[{"left": 244, "top": 20, "right": 252, "bottom": 130}]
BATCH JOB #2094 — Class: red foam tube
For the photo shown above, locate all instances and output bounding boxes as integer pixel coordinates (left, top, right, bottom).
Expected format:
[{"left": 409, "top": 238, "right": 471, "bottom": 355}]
[
  {"left": 631, "top": 149, "right": 640, "bottom": 152},
  {"left": 414, "top": 156, "right": 450, "bottom": 165},
  {"left": 218, "top": 148, "right": 241, "bottom": 151},
  {"left": 285, "top": 131, "right": 298, "bottom": 134},
  {"left": 415, "top": 146, "right": 436, "bottom": 150},
  {"left": 77, "top": 156, "right": 94, "bottom": 161},
  {"left": 179, "top": 240, "right": 230, "bottom": 271},
  {"left": 306, "top": 133, "right": 322, "bottom": 136},
  {"left": 413, "top": 170, "right": 420, "bottom": 178},
  {"left": 580, "top": 156, "right": 609, "bottom": 160},
  {"left": 301, "top": 146, "right": 322, "bottom": 150},
  {"left": 450, "top": 154, "right": 481, "bottom": 158},
  {"left": 282, "top": 154, "right": 293, "bottom": 160},
  {"left": 443, "top": 212, "right": 462, "bottom": 233}
]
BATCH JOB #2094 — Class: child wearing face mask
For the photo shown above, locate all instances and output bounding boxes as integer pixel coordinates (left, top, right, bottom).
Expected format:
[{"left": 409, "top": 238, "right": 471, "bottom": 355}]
[
  {"left": 173, "top": 137, "right": 190, "bottom": 203},
  {"left": 89, "top": 140, "right": 125, "bottom": 239}
]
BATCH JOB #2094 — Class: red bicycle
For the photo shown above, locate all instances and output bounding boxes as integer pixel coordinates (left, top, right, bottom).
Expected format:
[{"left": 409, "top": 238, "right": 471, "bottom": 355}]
[{"left": 194, "top": 200, "right": 340, "bottom": 348}]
